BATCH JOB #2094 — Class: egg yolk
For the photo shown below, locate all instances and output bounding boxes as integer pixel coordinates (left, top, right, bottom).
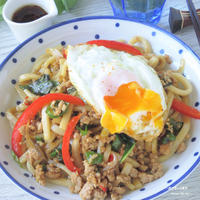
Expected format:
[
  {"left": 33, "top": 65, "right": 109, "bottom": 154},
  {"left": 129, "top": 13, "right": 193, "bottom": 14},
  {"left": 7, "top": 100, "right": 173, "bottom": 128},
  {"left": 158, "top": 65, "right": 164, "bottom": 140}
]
[{"left": 101, "top": 81, "right": 164, "bottom": 140}]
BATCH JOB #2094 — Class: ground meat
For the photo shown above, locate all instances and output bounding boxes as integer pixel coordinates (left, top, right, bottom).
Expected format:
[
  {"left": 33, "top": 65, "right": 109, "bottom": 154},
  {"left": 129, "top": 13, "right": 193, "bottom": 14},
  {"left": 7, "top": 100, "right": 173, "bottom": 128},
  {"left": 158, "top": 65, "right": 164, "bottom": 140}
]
[
  {"left": 139, "top": 164, "right": 148, "bottom": 172},
  {"left": 79, "top": 182, "right": 94, "bottom": 200},
  {"left": 27, "top": 148, "right": 41, "bottom": 164},
  {"left": 159, "top": 143, "right": 172, "bottom": 155},
  {"left": 138, "top": 163, "right": 163, "bottom": 184},
  {"left": 176, "top": 142, "right": 186, "bottom": 153},
  {"left": 93, "top": 188, "right": 107, "bottom": 200},
  {"left": 80, "top": 110, "right": 100, "bottom": 125},
  {"left": 82, "top": 135, "right": 98, "bottom": 153},
  {"left": 84, "top": 161, "right": 96, "bottom": 177},
  {"left": 70, "top": 172, "right": 83, "bottom": 193},
  {"left": 164, "top": 54, "right": 172, "bottom": 64},
  {"left": 116, "top": 174, "right": 131, "bottom": 185},
  {"left": 103, "top": 168, "right": 116, "bottom": 182},
  {"left": 110, "top": 187, "right": 126, "bottom": 200},
  {"left": 35, "top": 164, "right": 45, "bottom": 185},
  {"left": 158, "top": 71, "right": 173, "bottom": 87},
  {"left": 130, "top": 168, "right": 139, "bottom": 178},
  {"left": 45, "top": 163, "right": 62, "bottom": 179}
]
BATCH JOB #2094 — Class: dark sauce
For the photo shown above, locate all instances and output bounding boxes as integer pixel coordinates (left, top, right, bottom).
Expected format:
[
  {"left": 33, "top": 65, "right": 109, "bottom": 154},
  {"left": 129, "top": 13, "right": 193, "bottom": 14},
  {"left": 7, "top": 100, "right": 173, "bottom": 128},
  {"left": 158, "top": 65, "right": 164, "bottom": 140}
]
[{"left": 12, "top": 5, "right": 47, "bottom": 23}]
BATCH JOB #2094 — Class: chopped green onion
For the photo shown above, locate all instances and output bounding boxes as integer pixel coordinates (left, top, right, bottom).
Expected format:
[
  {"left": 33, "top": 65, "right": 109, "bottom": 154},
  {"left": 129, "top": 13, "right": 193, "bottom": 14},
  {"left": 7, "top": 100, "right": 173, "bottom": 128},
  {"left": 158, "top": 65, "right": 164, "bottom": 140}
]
[
  {"left": 46, "top": 100, "right": 69, "bottom": 119},
  {"left": 77, "top": 125, "right": 88, "bottom": 136},
  {"left": 85, "top": 151, "right": 103, "bottom": 165},
  {"left": 11, "top": 151, "right": 22, "bottom": 167}
]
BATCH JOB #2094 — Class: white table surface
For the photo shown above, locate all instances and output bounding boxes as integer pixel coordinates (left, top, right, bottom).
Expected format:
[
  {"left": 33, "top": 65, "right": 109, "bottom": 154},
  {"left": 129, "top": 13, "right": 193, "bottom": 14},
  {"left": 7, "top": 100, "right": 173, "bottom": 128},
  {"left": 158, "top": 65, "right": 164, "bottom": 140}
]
[{"left": 0, "top": 0, "right": 199, "bottom": 199}]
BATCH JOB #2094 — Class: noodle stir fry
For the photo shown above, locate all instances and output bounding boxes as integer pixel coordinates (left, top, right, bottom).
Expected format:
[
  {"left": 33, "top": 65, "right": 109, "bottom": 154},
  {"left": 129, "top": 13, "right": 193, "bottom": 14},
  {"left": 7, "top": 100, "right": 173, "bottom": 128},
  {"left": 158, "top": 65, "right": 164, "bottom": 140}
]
[{"left": 7, "top": 37, "right": 194, "bottom": 200}]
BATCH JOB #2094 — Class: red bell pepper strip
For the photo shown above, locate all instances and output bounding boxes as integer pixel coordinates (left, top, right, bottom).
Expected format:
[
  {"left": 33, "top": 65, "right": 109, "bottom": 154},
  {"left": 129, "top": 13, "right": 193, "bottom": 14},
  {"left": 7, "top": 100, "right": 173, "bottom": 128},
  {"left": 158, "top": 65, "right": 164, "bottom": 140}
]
[
  {"left": 87, "top": 40, "right": 142, "bottom": 56},
  {"left": 12, "top": 93, "right": 84, "bottom": 157},
  {"left": 108, "top": 153, "right": 114, "bottom": 162},
  {"left": 172, "top": 98, "right": 200, "bottom": 119},
  {"left": 62, "top": 114, "right": 81, "bottom": 173},
  {"left": 99, "top": 185, "right": 107, "bottom": 192},
  {"left": 62, "top": 48, "right": 67, "bottom": 59}
]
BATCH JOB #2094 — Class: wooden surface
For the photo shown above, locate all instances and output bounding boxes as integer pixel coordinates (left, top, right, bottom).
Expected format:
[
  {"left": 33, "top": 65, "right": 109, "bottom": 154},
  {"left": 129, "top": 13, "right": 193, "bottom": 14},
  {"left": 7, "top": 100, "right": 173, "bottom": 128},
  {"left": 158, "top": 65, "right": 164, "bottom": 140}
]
[{"left": 0, "top": 0, "right": 199, "bottom": 199}]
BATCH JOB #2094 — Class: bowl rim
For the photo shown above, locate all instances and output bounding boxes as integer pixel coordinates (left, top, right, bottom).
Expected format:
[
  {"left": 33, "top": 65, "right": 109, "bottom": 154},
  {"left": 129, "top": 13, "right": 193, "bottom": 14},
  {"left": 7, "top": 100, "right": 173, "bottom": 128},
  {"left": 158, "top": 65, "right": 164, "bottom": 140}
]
[{"left": 0, "top": 15, "right": 200, "bottom": 200}]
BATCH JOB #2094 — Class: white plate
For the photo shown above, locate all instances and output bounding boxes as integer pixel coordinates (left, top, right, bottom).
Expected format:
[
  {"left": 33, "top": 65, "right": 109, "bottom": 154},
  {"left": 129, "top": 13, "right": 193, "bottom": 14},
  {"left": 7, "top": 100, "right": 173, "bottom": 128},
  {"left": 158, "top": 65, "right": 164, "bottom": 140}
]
[{"left": 0, "top": 16, "right": 200, "bottom": 200}]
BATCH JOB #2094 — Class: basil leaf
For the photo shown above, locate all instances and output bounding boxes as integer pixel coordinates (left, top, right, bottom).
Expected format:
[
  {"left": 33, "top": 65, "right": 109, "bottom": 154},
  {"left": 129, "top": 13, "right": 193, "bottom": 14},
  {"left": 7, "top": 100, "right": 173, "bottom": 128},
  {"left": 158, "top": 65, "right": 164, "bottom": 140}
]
[
  {"left": 85, "top": 151, "right": 103, "bottom": 165},
  {"left": 111, "top": 135, "right": 123, "bottom": 152},
  {"left": 162, "top": 133, "right": 176, "bottom": 144},
  {"left": 19, "top": 74, "right": 58, "bottom": 95},
  {"left": 120, "top": 140, "right": 136, "bottom": 163}
]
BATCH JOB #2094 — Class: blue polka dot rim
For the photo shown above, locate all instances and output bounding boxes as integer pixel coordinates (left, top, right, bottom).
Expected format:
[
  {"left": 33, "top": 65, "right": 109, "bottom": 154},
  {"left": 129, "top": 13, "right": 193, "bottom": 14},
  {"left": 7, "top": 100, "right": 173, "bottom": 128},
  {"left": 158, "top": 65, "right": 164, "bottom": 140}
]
[
  {"left": 191, "top": 137, "right": 196, "bottom": 142},
  {"left": 12, "top": 58, "right": 17, "bottom": 63},
  {"left": 74, "top": 25, "right": 78, "bottom": 30},
  {"left": 31, "top": 57, "right": 36, "bottom": 62},
  {"left": 95, "top": 34, "right": 100, "bottom": 39},
  {"left": 152, "top": 31, "right": 156, "bottom": 36},
  {"left": 160, "top": 49, "right": 165, "bottom": 54},
  {"left": 174, "top": 165, "right": 179, "bottom": 170},
  {"left": 167, "top": 179, "right": 172, "bottom": 184},
  {"left": 3, "top": 161, "right": 8, "bottom": 165},
  {"left": 0, "top": 112, "right": 5, "bottom": 117},
  {"left": 38, "top": 38, "right": 43, "bottom": 43},
  {"left": 11, "top": 79, "right": 16, "bottom": 84},
  {"left": 4, "top": 145, "right": 10, "bottom": 149},
  {"left": 115, "top": 22, "right": 120, "bottom": 27}
]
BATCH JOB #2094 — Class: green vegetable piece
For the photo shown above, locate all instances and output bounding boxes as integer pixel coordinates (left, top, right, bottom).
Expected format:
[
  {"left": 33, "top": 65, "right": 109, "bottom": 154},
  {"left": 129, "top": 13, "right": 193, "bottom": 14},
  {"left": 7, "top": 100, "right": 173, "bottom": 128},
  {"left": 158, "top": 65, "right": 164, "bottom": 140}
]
[
  {"left": 77, "top": 125, "right": 88, "bottom": 136},
  {"left": 50, "top": 144, "right": 63, "bottom": 162},
  {"left": 19, "top": 74, "right": 58, "bottom": 95},
  {"left": 42, "top": 163, "right": 47, "bottom": 172},
  {"left": 162, "top": 133, "right": 176, "bottom": 144},
  {"left": 67, "top": 86, "right": 77, "bottom": 94},
  {"left": 85, "top": 151, "right": 103, "bottom": 165},
  {"left": 54, "top": 0, "right": 65, "bottom": 14},
  {"left": 119, "top": 133, "right": 134, "bottom": 143},
  {"left": 46, "top": 100, "right": 69, "bottom": 119},
  {"left": 162, "top": 118, "right": 183, "bottom": 144},
  {"left": 11, "top": 150, "right": 22, "bottom": 167},
  {"left": 111, "top": 134, "right": 123, "bottom": 152},
  {"left": 120, "top": 140, "right": 136, "bottom": 163},
  {"left": 168, "top": 118, "right": 183, "bottom": 135},
  {"left": 35, "top": 136, "right": 44, "bottom": 142},
  {"left": 50, "top": 149, "right": 58, "bottom": 158}
]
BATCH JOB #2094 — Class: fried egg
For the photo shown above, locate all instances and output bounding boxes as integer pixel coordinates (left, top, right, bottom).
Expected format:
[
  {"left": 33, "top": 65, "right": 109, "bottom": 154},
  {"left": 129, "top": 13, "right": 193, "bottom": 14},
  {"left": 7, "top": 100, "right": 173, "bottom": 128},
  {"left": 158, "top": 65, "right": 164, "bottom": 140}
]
[{"left": 66, "top": 44, "right": 166, "bottom": 141}]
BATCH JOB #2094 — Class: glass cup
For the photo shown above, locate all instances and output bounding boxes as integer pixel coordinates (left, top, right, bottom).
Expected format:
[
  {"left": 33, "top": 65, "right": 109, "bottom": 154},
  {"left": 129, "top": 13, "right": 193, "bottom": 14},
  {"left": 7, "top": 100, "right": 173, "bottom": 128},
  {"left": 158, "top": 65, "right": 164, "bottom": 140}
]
[{"left": 109, "top": 0, "right": 166, "bottom": 24}]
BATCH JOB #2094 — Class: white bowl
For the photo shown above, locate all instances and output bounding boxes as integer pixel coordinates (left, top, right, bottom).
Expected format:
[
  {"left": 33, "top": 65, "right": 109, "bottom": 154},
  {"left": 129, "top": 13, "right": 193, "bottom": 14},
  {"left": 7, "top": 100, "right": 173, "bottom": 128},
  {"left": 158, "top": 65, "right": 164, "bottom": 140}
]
[
  {"left": 0, "top": 16, "right": 200, "bottom": 200},
  {"left": 2, "top": 0, "right": 58, "bottom": 42}
]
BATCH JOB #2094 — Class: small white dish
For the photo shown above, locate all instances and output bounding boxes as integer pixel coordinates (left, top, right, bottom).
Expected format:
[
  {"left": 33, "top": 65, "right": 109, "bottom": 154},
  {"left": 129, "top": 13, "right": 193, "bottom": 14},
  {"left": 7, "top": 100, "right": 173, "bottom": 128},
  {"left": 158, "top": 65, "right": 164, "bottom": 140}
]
[
  {"left": 0, "top": 16, "right": 200, "bottom": 200},
  {"left": 2, "top": 0, "right": 58, "bottom": 42}
]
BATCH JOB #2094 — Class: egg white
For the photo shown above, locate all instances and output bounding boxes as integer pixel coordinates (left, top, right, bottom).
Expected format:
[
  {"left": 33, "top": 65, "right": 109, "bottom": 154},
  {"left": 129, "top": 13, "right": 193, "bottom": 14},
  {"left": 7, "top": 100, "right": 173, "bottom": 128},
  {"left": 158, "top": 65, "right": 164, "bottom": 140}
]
[{"left": 66, "top": 44, "right": 166, "bottom": 115}]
